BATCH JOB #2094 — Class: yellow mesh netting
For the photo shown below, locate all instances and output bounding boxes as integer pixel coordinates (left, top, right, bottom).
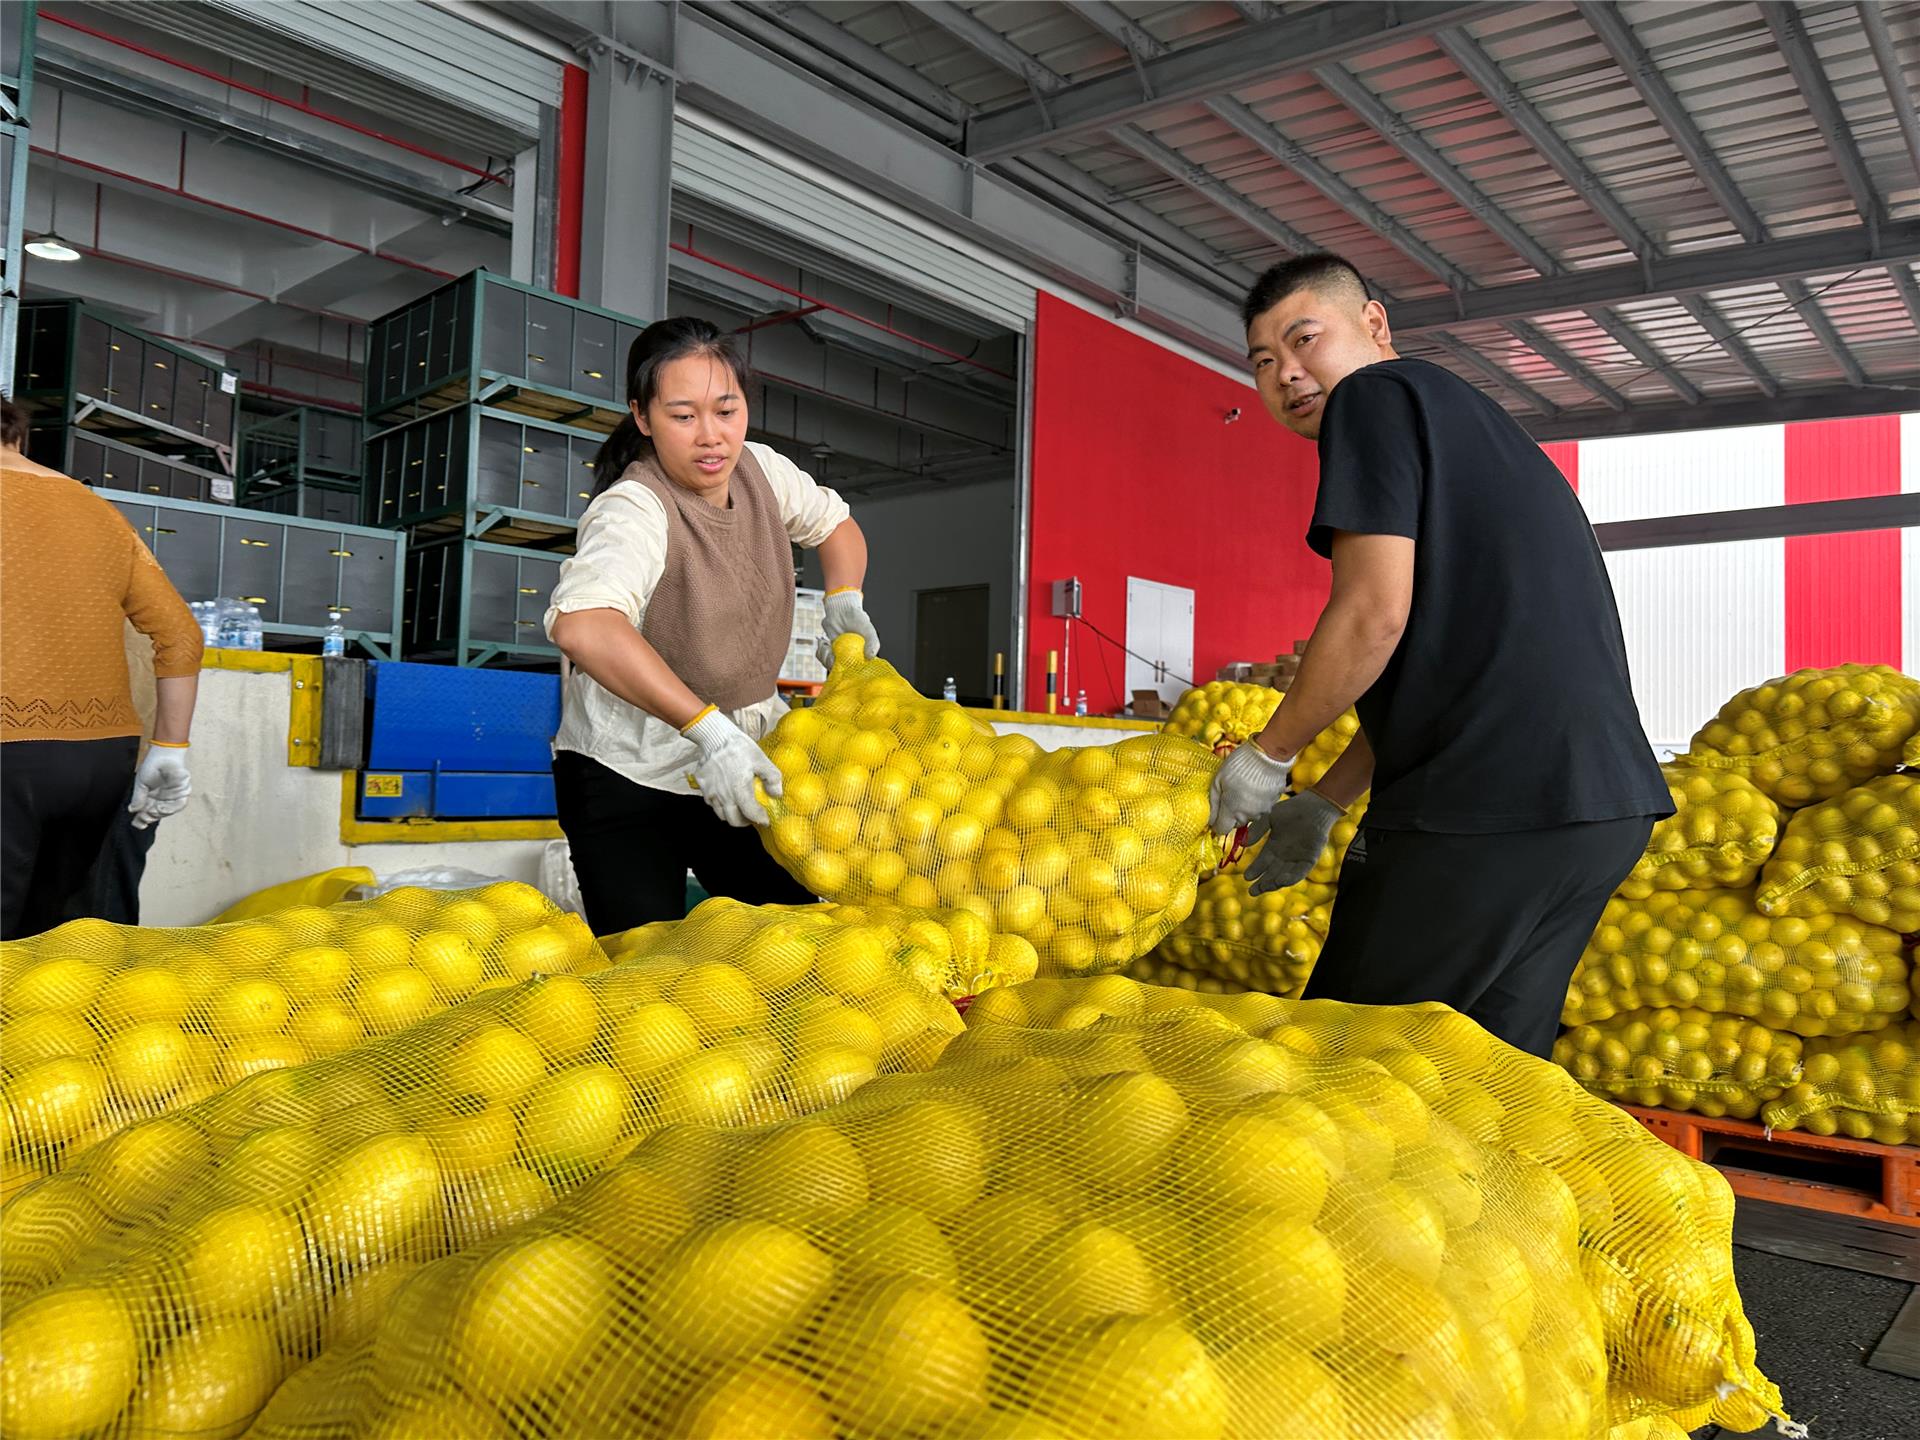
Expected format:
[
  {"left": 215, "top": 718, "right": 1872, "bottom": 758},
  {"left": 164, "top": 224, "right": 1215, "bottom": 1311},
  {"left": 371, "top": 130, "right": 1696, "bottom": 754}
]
[
  {"left": 1553, "top": 1009, "right": 1805, "bottom": 1121},
  {"left": 1144, "top": 869, "right": 1331, "bottom": 999},
  {"left": 230, "top": 975, "right": 1783, "bottom": 1440},
  {"left": 1757, "top": 773, "right": 1920, "bottom": 936},
  {"left": 757, "top": 638, "right": 1222, "bottom": 976},
  {"left": 1161, "top": 681, "right": 1281, "bottom": 751},
  {"left": 1618, "top": 767, "right": 1783, "bottom": 901},
  {"left": 0, "top": 886, "right": 600, "bottom": 1202},
  {"left": 1289, "top": 710, "right": 1361, "bottom": 790},
  {"left": 0, "top": 896, "right": 991, "bottom": 1440},
  {"left": 1684, "top": 664, "right": 1920, "bottom": 807},
  {"left": 1762, "top": 1018, "right": 1920, "bottom": 1145},
  {"left": 1563, "top": 887, "right": 1909, "bottom": 1037}
]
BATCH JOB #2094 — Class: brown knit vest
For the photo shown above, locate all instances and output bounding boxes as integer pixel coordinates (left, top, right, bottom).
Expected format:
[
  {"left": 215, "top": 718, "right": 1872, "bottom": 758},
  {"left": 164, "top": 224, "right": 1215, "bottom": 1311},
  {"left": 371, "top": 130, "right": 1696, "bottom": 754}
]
[{"left": 625, "top": 445, "right": 795, "bottom": 713}]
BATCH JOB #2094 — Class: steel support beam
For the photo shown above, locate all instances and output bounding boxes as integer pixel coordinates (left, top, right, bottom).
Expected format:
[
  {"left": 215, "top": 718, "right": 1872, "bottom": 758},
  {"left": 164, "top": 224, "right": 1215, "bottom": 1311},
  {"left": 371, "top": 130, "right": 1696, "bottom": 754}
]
[
  {"left": 1579, "top": 2, "right": 1765, "bottom": 243},
  {"left": 1205, "top": 96, "right": 1469, "bottom": 288},
  {"left": 1112, "top": 123, "right": 1316, "bottom": 259},
  {"left": 1382, "top": 218, "right": 1920, "bottom": 331},
  {"left": 1433, "top": 26, "right": 1653, "bottom": 259},
  {"left": 1527, "top": 384, "right": 1919, "bottom": 443},
  {"left": 653, "top": 15, "right": 1247, "bottom": 362},
  {"left": 1588, "top": 307, "right": 1705, "bottom": 406},
  {"left": 1859, "top": 2, "right": 1920, "bottom": 187},
  {"left": 1762, "top": 3, "right": 1883, "bottom": 232},
  {"left": 1506, "top": 320, "right": 1625, "bottom": 411},
  {"left": 1593, "top": 493, "right": 1920, "bottom": 550},
  {"left": 1426, "top": 333, "right": 1558, "bottom": 418},
  {"left": 963, "top": 2, "right": 1502, "bottom": 161},
  {"left": 1678, "top": 295, "right": 1781, "bottom": 399},
  {"left": 35, "top": 44, "right": 511, "bottom": 231},
  {"left": 577, "top": 3, "right": 676, "bottom": 321}
]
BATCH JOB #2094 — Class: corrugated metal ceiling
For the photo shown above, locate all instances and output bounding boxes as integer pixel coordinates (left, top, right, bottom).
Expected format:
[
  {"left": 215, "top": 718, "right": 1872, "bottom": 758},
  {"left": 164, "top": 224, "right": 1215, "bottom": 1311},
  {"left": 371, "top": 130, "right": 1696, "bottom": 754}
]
[{"left": 750, "top": 0, "right": 1920, "bottom": 432}]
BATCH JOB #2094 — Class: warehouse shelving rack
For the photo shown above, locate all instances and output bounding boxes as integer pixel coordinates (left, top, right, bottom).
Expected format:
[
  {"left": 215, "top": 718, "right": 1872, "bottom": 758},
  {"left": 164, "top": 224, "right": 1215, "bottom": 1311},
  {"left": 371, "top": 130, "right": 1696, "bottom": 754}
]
[
  {"left": 238, "top": 406, "right": 365, "bottom": 521},
  {"left": 362, "top": 402, "right": 602, "bottom": 547},
  {"left": 13, "top": 298, "right": 240, "bottom": 470},
  {"left": 401, "top": 535, "right": 564, "bottom": 669},
  {"left": 104, "top": 492, "right": 406, "bottom": 659},
  {"left": 363, "top": 269, "right": 641, "bottom": 434},
  {"left": 34, "top": 426, "right": 234, "bottom": 506}
]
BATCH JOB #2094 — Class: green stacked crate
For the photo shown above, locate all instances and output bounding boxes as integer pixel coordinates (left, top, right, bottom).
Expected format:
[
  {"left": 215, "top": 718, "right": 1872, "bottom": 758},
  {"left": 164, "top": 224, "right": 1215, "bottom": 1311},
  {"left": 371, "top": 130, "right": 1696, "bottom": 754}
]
[
  {"left": 362, "top": 270, "right": 649, "bottom": 667},
  {"left": 239, "top": 407, "right": 365, "bottom": 523}
]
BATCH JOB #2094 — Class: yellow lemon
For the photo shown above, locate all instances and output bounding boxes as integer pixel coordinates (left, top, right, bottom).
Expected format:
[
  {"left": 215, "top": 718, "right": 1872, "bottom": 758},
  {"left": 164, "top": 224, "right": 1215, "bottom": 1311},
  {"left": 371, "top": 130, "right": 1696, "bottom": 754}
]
[
  {"left": 645, "top": 1220, "right": 835, "bottom": 1362},
  {"left": 445, "top": 1165, "right": 555, "bottom": 1253},
  {"left": 220, "top": 1124, "right": 328, "bottom": 1209},
  {"left": 813, "top": 805, "right": 862, "bottom": 853},
  {"left": 517, "top": 1063, "right": 627, "bottom": 1180},
  {"left": 420, "top": 1097, "right": 519, "bottom": 1178},
  {"left": 801, "top": 851, "right": 850, "bottom": 897},
  {"left": 85, "top": 1116, "right": 209, "bottom": 1220},
  {"left": 101, "top": 1021, "right": 189, "bottom": 1106},
  {"left": 353, "top": 967, "right": 435, "bottom": 1036},
  {"left": 1067, "top": 746, "right": 1116, "bottom": 784},
  {"left": 207, "top": 979, "right": 290, "bottom": 1043},
  {"left": 126, "top": 1318, "right": 285, "bottom": 1440},
  {"left": 671, "top": 1360, "right": 837, "bottom": 1440},
  {"left": 176, "top": 1201, "right": 306, "bottom": 1315},
  {"left": 94, "top": 965, "right": 191, "bottom": 1029},
  {"left": 437, "top": 898, "right": 503, "bottom": 950},
  {"left": 0, "top": 1286, "right": 139, "bottom": 1440},
  {"left": 446, "top": 1023, "right": 548, "bottom": 1104},
  {"left": 267, "top": 946, "right": 350, "bottom": 1005},
  {"left": 498, "top": 921, "right": 590, "bottom": 980},
  {"left": 6, "top": 1056, "right": 108, "bottom": 1150},
  {"left": 450, "top": 1233, "right": 613, "bottom": 1400},
  {"left": 851, "top": 1098, "right": 986, "bottom": 1217},
  {"left": 810, "top": 1277, "right": 990, "bottom": 1431},
  {"left": 10, "top": 957, "right": 109, "bottom": 1015},
  {"left": 301, "top": 1132, "right": 441, "bottom": 1262},
  {"left": 412, "top": 931, "right": 483, "bottom": 999},
  {"left": 787, "top": 1047, "right": 879, "bottom": 1112},
  {"left": 670, "top": 963, "right": 767, "bottom": 1037},
  {"left": 344, "top": 921, "right": 414, "bottom": 979},
  {"left": 734, "top": 1122, "right": 870, "bottom": 1226},
  {"left": 288, "top": 1001, "right": 363, "bottom": 1057},
  {"left": 507, "top": 973, "right": 600, "bottom": 1060},
  {"left": 2, "top": 1011, "right": 98, "bottom": 1070},
  {"left": 654, "top": 1050, "right": 755, "bottom": 1125}
]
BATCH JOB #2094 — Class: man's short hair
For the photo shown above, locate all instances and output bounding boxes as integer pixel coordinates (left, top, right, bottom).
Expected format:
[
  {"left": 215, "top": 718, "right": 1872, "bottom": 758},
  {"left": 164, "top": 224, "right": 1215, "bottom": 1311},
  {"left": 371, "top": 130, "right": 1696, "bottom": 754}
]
[
  {"left": 1240, "top": 254, "right": 1373, "bottom": 332},
  {"left": 0, "top": 396, "right": 29, "bottom": 451}
]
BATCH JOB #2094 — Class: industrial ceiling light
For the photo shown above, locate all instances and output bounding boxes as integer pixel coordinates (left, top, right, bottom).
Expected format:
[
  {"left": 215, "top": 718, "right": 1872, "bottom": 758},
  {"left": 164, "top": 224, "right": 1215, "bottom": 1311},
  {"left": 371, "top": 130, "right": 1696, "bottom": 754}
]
[{"left": 25, "top": 233, "right": 81, "bottom": 262}]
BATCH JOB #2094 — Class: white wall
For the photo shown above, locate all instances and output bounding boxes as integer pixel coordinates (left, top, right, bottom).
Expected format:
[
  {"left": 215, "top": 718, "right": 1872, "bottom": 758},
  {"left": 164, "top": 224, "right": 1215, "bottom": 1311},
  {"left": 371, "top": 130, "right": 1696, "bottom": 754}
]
[
  {"left": 802, "top": 478, "right": 1017, "bottom": 693},
  {"left": 142, "top": 669, "right": 547, "bottom": 926}
]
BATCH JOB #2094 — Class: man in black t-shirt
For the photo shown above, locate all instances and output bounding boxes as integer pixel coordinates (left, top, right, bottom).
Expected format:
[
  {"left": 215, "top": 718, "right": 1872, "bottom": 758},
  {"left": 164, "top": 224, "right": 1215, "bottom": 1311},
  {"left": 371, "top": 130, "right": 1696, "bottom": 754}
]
[{"left": 1208, "top": 254, "right": 1672, "bottom": 1057}]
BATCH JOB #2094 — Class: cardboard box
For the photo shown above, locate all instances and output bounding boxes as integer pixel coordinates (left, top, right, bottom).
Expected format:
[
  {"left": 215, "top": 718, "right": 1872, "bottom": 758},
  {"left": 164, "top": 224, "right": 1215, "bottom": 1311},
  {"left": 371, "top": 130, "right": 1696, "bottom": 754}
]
[
  {"left": 1132, "top": 689, "right": 1170, "bottom": 719},
  {"left": 1217, "top": 662, "right": 1253, "bottom": 682}
]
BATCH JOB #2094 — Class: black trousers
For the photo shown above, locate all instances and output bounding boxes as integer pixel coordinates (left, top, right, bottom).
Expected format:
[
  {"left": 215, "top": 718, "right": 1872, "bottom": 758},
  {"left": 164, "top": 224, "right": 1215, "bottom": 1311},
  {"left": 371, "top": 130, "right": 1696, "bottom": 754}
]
[
  {"left": 1, "top": 737, "right": 140, "bottom": 941},
  {"left": 63, "top": 780, "right": 161, "bottom": 927},
  {"left": 1302, "top": 815, "right": 1655, "bottom": 1058},
  {"left": 552, "top": 749, "right": 812, "bottom": 936}
]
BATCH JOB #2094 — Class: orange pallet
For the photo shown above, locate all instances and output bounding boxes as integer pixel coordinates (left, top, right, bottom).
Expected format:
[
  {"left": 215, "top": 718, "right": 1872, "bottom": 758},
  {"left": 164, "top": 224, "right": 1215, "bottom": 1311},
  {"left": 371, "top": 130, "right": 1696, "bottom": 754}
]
[{"left": 1619, "top": 1104, "right": 1920, "bottom": 1227}]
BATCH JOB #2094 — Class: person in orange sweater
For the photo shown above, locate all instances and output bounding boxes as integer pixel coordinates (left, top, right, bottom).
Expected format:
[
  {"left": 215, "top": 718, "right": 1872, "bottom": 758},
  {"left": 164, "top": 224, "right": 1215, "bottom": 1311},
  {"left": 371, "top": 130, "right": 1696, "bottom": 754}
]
[{"left": 1, "top": 397, "right": 205, "bottom": 939}]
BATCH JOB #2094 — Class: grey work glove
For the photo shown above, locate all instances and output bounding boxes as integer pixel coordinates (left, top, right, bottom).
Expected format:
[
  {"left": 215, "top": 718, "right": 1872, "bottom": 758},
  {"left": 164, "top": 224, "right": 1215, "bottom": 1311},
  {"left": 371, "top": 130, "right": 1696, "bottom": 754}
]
[
  {"left": 1244, "top": 790, "right": 1345, "bottom": 896},
  {"left": 1207, "top": 739, "right": 1294, "bottom": 835},
  {"left": 816, "top": 588, "right": 880, "bottom": 671},
  {"left": 130, "top": 744, "right": 193, "bottom": 830},
  {"left": 683, "top": 709, "right": 784, "bottom": 828}
]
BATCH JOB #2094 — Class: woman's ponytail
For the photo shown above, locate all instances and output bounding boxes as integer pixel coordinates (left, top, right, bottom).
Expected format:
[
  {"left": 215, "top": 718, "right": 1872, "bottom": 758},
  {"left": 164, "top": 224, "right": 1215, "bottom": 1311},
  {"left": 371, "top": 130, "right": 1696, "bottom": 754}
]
[
  {"left": 590, "top": 413, "right": 648, "bottom": 494},
  {"left": 589, "top": 316, "right": 753, "bottom": 498}
]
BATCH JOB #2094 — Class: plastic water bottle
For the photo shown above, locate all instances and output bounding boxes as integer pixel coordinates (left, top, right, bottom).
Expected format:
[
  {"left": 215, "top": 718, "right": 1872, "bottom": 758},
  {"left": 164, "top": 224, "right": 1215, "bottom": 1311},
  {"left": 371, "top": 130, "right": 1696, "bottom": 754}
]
[
  {"left": 192, "top": 601, "right": 218, "bottom": 648},
  {"left": 942, "top": 676, "right": 958, "bottom": 702},
  {"left": 322, "top": 610, "right": 347, "bottom": 658},
  {"left": 243, "top": 604, "right": 264, "bottom": 651},
  {"left": 1074, "top": 689, "right": 1088, "bottom": 716}
]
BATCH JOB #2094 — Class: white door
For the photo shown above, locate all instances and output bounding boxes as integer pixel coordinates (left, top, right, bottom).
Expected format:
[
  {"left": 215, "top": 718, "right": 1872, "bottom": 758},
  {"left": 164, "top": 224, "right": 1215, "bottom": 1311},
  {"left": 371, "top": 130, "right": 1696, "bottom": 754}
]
[{"left": 1126, "top": 578, "right": 1196, "bottom": 706}]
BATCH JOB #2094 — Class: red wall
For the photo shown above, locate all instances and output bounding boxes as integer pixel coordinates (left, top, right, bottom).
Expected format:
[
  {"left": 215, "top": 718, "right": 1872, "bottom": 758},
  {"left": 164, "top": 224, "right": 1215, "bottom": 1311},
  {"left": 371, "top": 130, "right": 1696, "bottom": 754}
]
[
  {"left": 1782, "top": 416, "right": 1903, "bottom": 671},
  {"left": 1025, "top": 293, "right": 1329, "bottom": 712}
]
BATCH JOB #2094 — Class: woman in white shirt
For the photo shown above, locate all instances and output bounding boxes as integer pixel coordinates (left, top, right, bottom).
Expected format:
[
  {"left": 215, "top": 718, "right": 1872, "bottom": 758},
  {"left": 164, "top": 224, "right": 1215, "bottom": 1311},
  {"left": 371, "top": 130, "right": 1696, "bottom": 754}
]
[{"left": 547, "top": 318, "right": 881, "bottom": 933}]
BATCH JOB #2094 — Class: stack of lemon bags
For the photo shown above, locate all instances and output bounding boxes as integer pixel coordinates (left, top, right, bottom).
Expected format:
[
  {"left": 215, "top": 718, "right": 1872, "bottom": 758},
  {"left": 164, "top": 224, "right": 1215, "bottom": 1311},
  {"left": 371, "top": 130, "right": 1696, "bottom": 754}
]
[
  {"left": 1134, "top": 680, "right": 1364, "bottom": 999},
  {"left": 1555, "top": 664, "right": 1920, "bottom": 1147},
  {"left": 2, "top": 850, "right": 1799, "bottom": 1438}
]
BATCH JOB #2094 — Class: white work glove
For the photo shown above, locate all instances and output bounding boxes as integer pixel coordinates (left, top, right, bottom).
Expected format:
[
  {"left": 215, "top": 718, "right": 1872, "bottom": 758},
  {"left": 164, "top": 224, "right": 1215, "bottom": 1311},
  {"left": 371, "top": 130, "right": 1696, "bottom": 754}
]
[
  {"left": 816, "top": 588, "right": 880, "bottom": 671},
  {"left": 683, "top": 708, "right": 784, "bottom": 828},
  {"left": 129, "top": 743, "right": 193, "bottom": 830},
  {"left": 1207, "top": 739, "right": 1294, "bottom": 835},
  {"left": 1244, "top": 790, "right": 1345, "bottom": 896}
]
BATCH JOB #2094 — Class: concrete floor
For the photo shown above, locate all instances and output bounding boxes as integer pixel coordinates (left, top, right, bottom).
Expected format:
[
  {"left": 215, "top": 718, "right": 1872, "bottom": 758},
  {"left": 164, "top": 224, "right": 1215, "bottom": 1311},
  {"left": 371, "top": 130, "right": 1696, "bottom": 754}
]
[{"left": 1698, "top": 1246, "right": 1919, "bottom": 1440}]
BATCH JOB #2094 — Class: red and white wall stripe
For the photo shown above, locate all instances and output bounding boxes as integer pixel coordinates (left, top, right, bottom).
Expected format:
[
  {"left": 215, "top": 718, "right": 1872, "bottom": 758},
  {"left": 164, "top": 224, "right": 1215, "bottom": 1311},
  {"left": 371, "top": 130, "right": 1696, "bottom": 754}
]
[{"left": 1546, "top": 415, "right": 1919, "bottom": 754}]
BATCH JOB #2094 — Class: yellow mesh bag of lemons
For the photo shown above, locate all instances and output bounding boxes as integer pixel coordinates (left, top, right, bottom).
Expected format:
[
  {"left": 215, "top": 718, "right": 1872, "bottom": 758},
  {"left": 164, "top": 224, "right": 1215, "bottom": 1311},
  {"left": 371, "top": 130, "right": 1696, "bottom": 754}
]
[
  {"left": 1564, "top": 887, "right": 1909, "bottom": 1037},
  {"left": 759, "top": 637, "right": 1220, "bottom": 977},
  {"left": 1553, "top": 1009, "right": 1805, "bottom": 1121},
  {"left": 238, "top": 975, "right": 1785, "bottom": 1440},
  {"left": 0, "top": 898, "right": 991, "bottom": 1440},
  {"left": 1620, "top": 766, "right": 1783, "bottom": 900},
  {"left": 1762, "top": 1018, "right": 1920, "bottom": 1146},
  {"left": 1160, "top": 679, "right": 1359, "bottom": 792},
  {"left": 1684, "top": 663, "right": 1920, "bottom": 807},
  {"left": 0, "top": 883, "right": 598, "bottom": 1201},
  {"left": 1145, "top": 868, "right": 1332, "bottom": 999},
  {"left": 1757, "top": 772, "right": 1920, "bottom": 936}
]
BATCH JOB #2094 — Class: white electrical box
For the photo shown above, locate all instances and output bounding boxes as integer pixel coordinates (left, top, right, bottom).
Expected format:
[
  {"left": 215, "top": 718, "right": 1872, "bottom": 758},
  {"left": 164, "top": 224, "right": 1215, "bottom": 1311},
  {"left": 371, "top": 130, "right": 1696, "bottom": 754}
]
[
  {"left": 782, "top": 586, "right": 827, "bottom": 684},
  {"left": 1050, "top": 577, "right": 1082, "bottom": 618}
]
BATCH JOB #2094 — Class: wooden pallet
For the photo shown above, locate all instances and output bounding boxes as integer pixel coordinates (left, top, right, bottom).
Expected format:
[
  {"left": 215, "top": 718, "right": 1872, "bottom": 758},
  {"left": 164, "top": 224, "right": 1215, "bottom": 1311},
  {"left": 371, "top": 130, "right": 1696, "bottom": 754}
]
[{"left": 1619, "top": 1103, "right": 1920, "bottom": 1227}]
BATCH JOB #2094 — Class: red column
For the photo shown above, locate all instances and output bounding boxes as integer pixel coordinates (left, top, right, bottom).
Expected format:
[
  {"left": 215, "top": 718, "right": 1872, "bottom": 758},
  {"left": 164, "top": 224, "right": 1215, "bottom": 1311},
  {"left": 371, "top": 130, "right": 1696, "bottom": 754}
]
[
  {"left": 1782, "top": 416, "right": 1902, "bottom": 670},
  {"left": 554, "top": 65, "right": 588, "bottom": 298}
]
